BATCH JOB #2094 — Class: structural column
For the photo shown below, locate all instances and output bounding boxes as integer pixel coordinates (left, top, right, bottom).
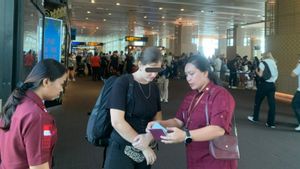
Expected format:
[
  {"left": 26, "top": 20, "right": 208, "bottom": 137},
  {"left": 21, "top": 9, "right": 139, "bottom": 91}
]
[{"left": 265, "top": 0, "right": 300, "bottom": 93}]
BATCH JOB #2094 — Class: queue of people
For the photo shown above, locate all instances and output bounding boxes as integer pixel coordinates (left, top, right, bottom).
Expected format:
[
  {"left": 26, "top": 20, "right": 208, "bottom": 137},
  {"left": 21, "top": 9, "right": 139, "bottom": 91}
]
[{"left": 1, "top": 47, "right": 300, "bottom": 169}]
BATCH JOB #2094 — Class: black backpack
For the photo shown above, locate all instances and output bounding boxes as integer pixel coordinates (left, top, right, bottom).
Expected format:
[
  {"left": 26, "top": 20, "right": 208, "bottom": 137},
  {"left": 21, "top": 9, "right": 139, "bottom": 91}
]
[
  {"left": 261, "top": 61, "right": 272, "bottom": 81},
  {"left": 86, "top": 74, "right": 134, "bottom": 146}
]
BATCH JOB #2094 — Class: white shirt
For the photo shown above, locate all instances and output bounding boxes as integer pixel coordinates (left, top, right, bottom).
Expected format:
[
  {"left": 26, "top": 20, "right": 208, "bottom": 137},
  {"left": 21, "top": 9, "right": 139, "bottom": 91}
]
[
  {"left": 259, "top": 58, "right": 278, "bottom": 83},
  {"left": 293, "top": 64, "right": 300, "bottom": 91}
]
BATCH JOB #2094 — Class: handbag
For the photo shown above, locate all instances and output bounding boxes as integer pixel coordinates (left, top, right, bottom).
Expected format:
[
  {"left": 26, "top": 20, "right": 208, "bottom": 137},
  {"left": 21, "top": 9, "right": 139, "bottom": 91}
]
[
  {"left": 124, "top": 145, "right": 145, "bottom": 163},
  {"left": 205, "top": 96, "right": 240, "bottom": 160}
]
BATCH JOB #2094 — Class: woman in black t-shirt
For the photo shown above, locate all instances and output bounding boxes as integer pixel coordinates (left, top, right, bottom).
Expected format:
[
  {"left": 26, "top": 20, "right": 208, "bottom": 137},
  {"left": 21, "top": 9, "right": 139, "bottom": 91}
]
[{"left": 105, "top": 47, "right": 163, "bottom": 169}]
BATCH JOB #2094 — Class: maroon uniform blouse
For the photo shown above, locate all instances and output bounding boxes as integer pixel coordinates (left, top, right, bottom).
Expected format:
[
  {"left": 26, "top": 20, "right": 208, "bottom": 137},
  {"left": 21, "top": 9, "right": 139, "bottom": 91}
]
[
  {"left": 0, "top": 91, "right": 57, "bottom": 169},
  {"left": 175, "top": 82, "right": 238, "bottom": 169}
]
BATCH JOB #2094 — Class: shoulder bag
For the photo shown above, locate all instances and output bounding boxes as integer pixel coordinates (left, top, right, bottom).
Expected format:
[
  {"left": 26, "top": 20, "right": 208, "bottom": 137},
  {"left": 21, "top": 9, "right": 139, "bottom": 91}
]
[{"left": 205, "top": 96, "right": 240, "bottom": 160}]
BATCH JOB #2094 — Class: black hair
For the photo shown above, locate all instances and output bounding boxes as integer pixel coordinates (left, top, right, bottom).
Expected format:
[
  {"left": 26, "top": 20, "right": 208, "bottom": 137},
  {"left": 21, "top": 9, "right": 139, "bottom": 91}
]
[
  {"left": 187, "top": 55, "right": 221, "bottom": 85},
  {"left": 0, "top": 59, "right": 67, "bottom": 130},
  {"left": 138, "top": 47, "right": 162, "bottom": 65}
]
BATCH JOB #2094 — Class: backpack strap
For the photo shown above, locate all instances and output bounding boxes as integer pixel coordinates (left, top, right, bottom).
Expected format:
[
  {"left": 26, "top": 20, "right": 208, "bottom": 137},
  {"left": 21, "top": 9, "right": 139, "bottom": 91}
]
[{"left": 125, "top": 74, "right": 135, "bottom": 117}]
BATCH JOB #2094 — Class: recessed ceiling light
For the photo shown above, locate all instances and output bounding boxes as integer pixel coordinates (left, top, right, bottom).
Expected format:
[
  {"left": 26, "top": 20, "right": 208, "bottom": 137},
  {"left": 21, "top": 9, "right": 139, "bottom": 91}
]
[
  {"left": 116, "top": 2, "right": 120, "bottom": 6},
  {"left": 91, "top": 0, "right": 95, "bottom": 3},
  {"left": 103, "top": 19, "right": 106, "bottom": 21},
  {"left": 87, "top": 11, "right": 91, "bottom": 14},
  {"left": 108, "top": 13, "right": 111, "bottom": 15},
  {"left": 144, "top": 16, "right": 147, "bottom": 19},
  {"left": 159, "top": 7, "right": 163, "bottom": 10},
  {"left": 201, "top": 10, "right": 204, "bottom": 13},
  {"left": 180, "top": 8, "right": 184, "bottom": 11},
  {"left": 85, "top": 17, "right": 89, "bottom": 20},
  {"left": 161, "top": 16, "right": 165, "bottom": 19}
]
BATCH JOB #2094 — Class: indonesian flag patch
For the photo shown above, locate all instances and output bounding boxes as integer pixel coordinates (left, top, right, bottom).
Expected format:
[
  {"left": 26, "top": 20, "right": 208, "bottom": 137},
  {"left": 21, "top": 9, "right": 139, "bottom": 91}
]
[{"left": 42, "top": 124, "right": 53, "bottom": 149}]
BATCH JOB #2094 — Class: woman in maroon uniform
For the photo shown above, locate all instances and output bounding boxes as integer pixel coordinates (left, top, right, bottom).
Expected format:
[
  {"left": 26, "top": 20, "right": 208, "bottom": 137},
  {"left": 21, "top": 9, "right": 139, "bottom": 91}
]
[
  {"left": 147, "top": 55, "right": 237, "bottom": 169},
  {"left": 0, "top": 59, "right": 67, "bottom": 169}
]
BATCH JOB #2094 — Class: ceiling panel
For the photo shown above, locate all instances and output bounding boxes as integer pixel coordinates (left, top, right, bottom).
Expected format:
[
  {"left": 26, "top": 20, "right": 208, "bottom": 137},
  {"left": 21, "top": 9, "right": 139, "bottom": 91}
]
[{"left": 69, "top": 0, "right": 266, "bottom": 38}]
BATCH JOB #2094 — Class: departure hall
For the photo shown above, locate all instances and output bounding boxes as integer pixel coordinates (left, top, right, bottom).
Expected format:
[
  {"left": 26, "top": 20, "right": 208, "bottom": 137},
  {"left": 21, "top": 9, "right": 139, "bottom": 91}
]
[{"left": 1, "top": 0, "right": 300, "bottom": 169}]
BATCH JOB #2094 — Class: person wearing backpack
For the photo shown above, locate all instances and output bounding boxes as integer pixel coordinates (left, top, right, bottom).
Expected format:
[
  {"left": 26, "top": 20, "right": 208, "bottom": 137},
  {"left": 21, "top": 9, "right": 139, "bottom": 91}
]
[
  {"left": 104, "top": 47, "right": 162, "bottom": 169},
  {"left": 248, "top": 52, "right": 278, "bottom": 128}
]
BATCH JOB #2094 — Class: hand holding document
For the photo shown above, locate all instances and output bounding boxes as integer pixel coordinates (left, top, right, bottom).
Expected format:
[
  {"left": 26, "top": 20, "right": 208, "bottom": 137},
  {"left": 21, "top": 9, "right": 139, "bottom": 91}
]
[{"left": 149, "top": 122, "right": 168, "bottom": 141}]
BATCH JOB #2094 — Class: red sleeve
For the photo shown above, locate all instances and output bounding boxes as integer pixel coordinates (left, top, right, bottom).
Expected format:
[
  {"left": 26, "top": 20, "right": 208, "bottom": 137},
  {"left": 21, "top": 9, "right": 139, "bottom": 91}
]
[
  {"left": 22, "top": 111, "right": 54, "bottom": 166},
  {"left": 209, "top": 88, "right": 235, "bottom": 133}
]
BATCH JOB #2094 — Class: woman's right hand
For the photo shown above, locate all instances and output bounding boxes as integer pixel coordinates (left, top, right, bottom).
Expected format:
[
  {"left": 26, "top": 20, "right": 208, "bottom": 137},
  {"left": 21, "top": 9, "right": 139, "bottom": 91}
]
[{"left": 142, "top": 147, "right": 156, "bottom": 165}]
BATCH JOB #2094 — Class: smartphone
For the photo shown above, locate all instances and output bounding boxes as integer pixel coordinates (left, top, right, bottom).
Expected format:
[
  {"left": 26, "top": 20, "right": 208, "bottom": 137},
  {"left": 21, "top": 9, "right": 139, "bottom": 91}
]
[{"left": 149, "top": 122, "right": 168, "bottom": 140}]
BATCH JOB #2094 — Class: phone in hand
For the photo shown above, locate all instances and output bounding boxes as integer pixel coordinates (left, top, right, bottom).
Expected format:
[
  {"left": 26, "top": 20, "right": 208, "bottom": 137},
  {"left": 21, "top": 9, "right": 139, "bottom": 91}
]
[{"left": 149, "top": 122, "right": 168, "bottom": 140}]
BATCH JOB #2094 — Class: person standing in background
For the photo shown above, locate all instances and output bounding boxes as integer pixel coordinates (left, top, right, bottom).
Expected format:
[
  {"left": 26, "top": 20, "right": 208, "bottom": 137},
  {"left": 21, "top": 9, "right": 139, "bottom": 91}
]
[
  {"left": 158, "top": 60, "right": 171, "bottom": 103},
  {"left": 291, "top": 58, "right": 300, "bottom": 131}
]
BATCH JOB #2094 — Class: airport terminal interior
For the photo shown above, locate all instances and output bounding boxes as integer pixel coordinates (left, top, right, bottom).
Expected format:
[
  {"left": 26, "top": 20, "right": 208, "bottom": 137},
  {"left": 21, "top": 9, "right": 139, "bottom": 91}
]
[{"left": 1, "top": 0, "right": 300, "bottom": 169}]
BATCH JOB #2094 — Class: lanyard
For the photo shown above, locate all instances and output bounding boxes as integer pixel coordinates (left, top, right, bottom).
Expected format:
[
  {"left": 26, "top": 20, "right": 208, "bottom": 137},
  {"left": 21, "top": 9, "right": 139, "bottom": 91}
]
[{"left": 184, "top": 91, "right": 204, "bottom": 128}]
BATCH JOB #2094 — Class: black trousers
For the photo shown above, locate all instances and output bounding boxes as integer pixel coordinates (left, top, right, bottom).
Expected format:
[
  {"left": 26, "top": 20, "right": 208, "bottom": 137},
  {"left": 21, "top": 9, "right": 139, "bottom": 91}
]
[
  {"left": 104, "top": 141, "right": 151, "bottom": 169},
  {"left": 229, "top": 71, "right": 237, "bottom": 87},
  {"left": 252, "top": 81, "right": 276, "bottom": 125},
  {"left": 292, "top": 91, "right": 300, "bottom": 124}
]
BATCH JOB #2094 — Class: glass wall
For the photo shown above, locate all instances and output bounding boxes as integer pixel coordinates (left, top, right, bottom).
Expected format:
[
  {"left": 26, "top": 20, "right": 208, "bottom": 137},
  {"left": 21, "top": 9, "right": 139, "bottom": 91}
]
[{"left": 22, "top": 0, "right": 43, "bottom": 80}]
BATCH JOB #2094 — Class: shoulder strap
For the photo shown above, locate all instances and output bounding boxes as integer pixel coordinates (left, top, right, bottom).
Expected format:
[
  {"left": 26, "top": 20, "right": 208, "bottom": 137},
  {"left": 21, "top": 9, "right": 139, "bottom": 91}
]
[{"left": 125, "top": 74, "right": 135, "bottom": 117}]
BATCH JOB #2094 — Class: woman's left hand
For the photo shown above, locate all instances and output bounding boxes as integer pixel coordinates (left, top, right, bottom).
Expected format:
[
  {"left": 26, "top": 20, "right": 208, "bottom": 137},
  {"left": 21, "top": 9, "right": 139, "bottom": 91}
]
[
  {"left": 132, "top": 134, "right": 152, "bottom": 150},
  {"left": 160, "top": 127, "right": 185, "bottom": 144}
]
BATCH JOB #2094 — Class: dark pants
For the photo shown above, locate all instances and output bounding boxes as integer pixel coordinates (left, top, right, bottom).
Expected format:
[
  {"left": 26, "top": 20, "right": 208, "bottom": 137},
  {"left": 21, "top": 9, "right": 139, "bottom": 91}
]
[
  {"left": 92, "top": 67, "right": 100, "bottom": 80},
  {"left": 229, "top": 71, "right": 237, "bottom": 87},
  {"left": 292, "top": 91, "right": 300, "bottom": 124},
  {"left": 104, "top": 141, "right": 151, "bottom": 169},
  {"left": 252, "top": 81, "right": 276, "bottom": 125}
]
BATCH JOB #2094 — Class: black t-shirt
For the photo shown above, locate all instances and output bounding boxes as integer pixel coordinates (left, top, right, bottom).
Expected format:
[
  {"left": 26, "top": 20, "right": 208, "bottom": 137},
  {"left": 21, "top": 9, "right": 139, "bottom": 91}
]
[{"left": 107, "top": 74, "right": 161, "bottom": 144}]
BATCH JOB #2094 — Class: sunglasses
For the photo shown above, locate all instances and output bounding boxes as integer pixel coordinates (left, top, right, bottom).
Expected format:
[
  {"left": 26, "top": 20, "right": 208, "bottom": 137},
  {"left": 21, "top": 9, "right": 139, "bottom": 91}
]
[{"left": 145, "top": 67, "right": 162, "bottom": 72}]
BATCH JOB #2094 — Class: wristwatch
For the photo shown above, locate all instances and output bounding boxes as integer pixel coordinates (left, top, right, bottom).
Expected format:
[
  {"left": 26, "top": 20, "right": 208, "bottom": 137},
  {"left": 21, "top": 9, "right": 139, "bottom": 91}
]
[{"left": 184, "top": 129, "right": 192, "bottom": 144}]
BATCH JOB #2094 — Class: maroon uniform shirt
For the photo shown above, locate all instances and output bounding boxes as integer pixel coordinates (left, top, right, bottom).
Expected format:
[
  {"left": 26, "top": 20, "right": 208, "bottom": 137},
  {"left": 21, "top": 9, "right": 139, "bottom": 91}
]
[
  {"left": 0, "top": 91, "right": 57, "bottom": 169},
  {"left": 176, "top": 82, "right": 238, "bottom": 169}
]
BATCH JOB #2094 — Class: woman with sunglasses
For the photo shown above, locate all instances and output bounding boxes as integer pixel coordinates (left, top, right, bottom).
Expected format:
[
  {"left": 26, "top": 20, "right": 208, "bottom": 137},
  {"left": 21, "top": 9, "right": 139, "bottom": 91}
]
[{"left": 104, "top": 47, "right": 162, "bottom": 169}]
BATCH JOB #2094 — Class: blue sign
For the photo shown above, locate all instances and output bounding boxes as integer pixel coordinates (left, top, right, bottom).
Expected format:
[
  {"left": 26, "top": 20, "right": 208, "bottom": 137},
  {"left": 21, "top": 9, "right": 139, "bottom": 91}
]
[{"left": 43, "top": 17, "right": 62, "bottom": 61}]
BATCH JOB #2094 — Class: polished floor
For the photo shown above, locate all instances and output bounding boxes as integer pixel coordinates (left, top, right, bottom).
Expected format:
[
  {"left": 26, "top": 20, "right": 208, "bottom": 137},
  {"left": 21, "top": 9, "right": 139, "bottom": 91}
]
[{"left": 49, "top": 76, "right": 300, "bottom": 169}]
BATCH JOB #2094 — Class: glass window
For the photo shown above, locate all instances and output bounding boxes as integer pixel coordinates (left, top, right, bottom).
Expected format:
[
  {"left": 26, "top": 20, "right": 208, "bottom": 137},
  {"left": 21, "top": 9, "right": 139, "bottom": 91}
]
[{"left": 23, "top": 0, "right": 43, "bottom": 80}]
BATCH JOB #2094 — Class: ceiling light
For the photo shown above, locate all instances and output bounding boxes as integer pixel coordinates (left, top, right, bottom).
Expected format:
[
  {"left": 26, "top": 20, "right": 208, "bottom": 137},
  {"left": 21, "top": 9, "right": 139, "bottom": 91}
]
[
  {"left": 180, "top": 8, "right": 184, "bottom": 11},
  {"left": 144, "top": 16, "right": 147, "bottom": 19},
  {"left": 161, "top": 16, "right": 165, "bottom": 19},
  {"left": 91, "top": 0, "right": 95, "bottom": 3},
  {"left": 85, "top": 17, "right": 89, "bottom": 20},
  {"left": 103, "top": 19, "right": 106, "bottom": 21},
  {"left": 159, "top": 7, "right": 163, "bottom": 10},
  {"left": 201, "top": 10, "right": 204, "bottom": 13},
  {"left": 108, "top": 13, "right": 112, "bottom": 15},
  {"left": 116, "top": 2, "right": 120, "bottom": 6},
  {"left": 96, "top": 27, "right": 99, "bottom": 29},
  {"left": 87, "top": 11, "right": 91, "bottom": 14}
]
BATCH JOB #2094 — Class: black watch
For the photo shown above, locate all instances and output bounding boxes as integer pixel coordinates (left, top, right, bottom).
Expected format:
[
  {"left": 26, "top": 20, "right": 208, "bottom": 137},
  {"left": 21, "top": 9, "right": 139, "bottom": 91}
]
[{"left": 184, "top": 129, "right": 192, "bottom": 144}]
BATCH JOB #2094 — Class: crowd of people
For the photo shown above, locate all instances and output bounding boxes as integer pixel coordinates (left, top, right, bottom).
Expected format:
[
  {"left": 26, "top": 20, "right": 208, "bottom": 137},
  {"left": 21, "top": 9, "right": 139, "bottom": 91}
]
[{"left": 2, "top": 46, "right": 300, "bottom": 169}]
